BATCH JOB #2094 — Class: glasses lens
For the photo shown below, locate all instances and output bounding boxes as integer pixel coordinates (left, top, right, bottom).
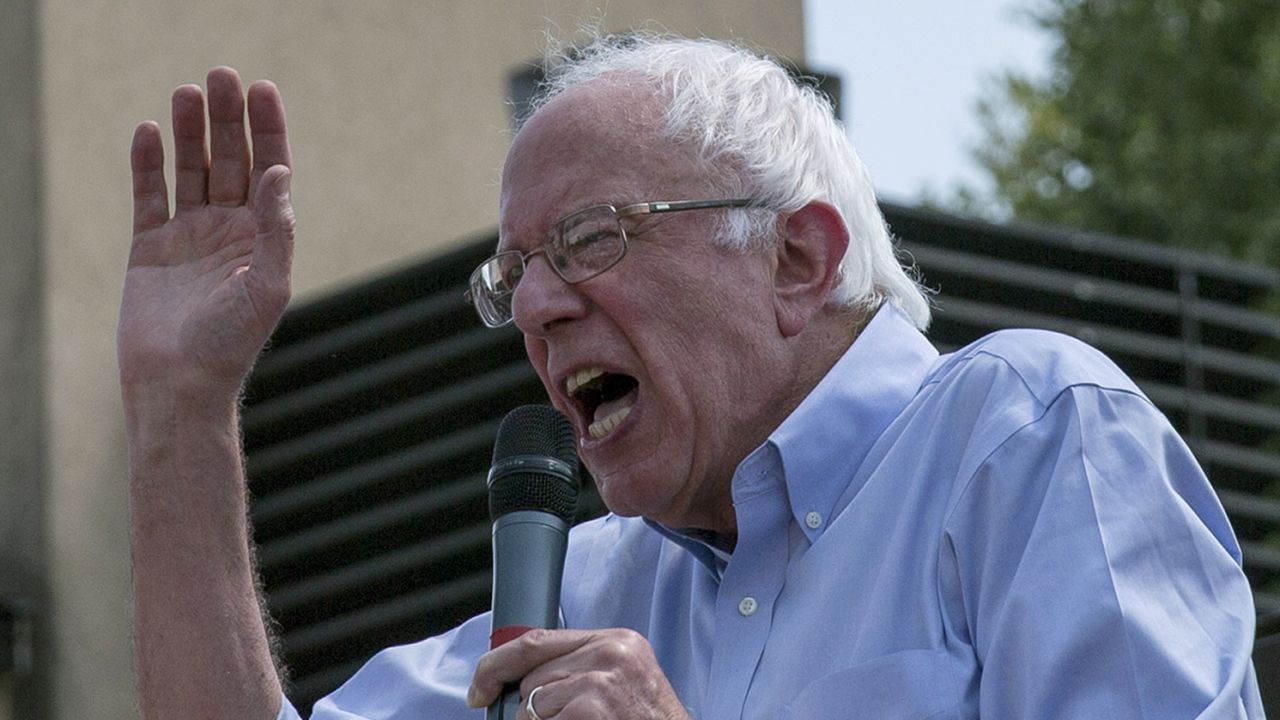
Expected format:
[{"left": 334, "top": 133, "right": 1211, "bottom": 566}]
[
  {"left": 470, "top": 252, "right": 524, "bottom": 326},
  {"left": 553, "top": 206, "right": 626, "bottom": 282}
]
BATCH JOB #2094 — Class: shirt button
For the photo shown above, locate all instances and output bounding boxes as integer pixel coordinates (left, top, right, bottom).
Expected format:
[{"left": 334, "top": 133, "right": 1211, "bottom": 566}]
[
  {"left": 805, "top": 511, "right": 823, "bottom": 529},
  {"left": 738, "top": 596, "right": 758, "bottom": 617}
]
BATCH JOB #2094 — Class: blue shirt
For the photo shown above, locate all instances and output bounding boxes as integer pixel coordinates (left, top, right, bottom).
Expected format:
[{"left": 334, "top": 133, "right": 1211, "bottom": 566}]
[{"left": 279, "top": 304, "right": 1263, "bottom": 719}]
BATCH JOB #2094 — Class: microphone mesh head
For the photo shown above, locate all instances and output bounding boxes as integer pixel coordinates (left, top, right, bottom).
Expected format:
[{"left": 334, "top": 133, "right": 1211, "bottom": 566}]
[
  {"left": 489, "top": 405, "right": 580, "bottom": 521},
  {"left": 492, "top": 404, "right": 579, "bottom": 467}
]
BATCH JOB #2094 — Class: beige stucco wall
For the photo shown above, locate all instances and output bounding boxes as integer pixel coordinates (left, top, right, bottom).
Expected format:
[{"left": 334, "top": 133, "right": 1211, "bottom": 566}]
[{"left": 27, "top": 1, "right": 802, "bottom": 718}]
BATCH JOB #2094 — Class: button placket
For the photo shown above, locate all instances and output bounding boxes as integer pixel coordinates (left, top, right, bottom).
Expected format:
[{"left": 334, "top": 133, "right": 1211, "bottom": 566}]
[{"left": 704, "top": 485, "right": 789, "bottom": 720}]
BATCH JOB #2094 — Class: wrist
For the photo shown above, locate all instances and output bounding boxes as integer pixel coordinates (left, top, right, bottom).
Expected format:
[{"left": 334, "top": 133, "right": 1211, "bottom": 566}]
[
  {"left": 122, "top": 367, "right": 242, "bottom": 425},
  {"left": 122, "top": 375, "right": 247, "bottom": 490}
]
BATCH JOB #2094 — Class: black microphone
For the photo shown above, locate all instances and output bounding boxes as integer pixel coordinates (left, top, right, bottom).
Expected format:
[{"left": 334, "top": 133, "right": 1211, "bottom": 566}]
[{"left": 486, "top": 405, "right": 580, "bottom": 720}]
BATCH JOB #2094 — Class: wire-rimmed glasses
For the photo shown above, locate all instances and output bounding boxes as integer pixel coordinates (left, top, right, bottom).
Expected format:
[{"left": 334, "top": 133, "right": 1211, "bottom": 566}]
[{"left": 465, "top": 198, "right": 756, "bottom": 328}]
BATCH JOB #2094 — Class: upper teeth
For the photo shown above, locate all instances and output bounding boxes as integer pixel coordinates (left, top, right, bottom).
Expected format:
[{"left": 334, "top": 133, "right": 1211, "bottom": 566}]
[{"left": 566, "top": 367, "right": 605, "bottom": 396}]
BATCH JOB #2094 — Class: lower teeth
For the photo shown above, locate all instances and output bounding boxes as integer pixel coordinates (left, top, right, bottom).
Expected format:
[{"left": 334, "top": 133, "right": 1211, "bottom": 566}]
[{"left": 588, "top": 406, "right": 631, "bottom": 439}]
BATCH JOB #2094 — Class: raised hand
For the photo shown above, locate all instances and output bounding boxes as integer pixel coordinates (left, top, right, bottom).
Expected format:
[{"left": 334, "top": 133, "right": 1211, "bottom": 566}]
[
  {"left": 123, "top": 68, "right": 293, "bottom": 720},
  {"left": 120, "top": 67, "right": 293, "bottom": 396}
]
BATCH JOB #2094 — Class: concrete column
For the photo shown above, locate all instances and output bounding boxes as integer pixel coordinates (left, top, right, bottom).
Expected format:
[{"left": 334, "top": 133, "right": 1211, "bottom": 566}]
[{"left": 0, "top": 0, "right": 49, "bottom": 716}]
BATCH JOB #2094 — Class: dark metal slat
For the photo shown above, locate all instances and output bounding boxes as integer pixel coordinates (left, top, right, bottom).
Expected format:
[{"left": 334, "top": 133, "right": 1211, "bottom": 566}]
[
  {"left": 245, "top": 325, "right": 518, "bottom": 433},
  {"left": 258, "top": 474, "right": 487, "bottom": 571},
  {"left": 937, "top": 295, "right": 1280, "bottom": 384},
  {"left": 912, "top": 244, "right": 1184, "bottom": 315},
  {"left": 255, "top": 289, "right": 467, "bottom": 381},
  {"left": 1198, "top": 441, "right": 1280, "bottom": 479},
  {"left": 268, "top": 524, "right": 491, "bottom": 611},
  {"left": 1255, "top": 592, "right": 1280, "bottom": 616},
  {"left": 282, "top": 571, "right": 490, "bottom": 656},
  {"left": 1184, "top": 298, "right": 1280, "bottom": 341},
  {"left": 890, "top": 202, "right": 1280, "bottom": 288},
  {"left": 252, "top": 424, "right": 495, "bottom": 524},
  {"left": 247, "top": 361, "right": 538, "bottom": 477},
  {"left": 1243, "top": 540, "right": 1280, "bottom": 574},
  {"left": 1218, "top": 488, "right": 1280, "bottom": 525}
]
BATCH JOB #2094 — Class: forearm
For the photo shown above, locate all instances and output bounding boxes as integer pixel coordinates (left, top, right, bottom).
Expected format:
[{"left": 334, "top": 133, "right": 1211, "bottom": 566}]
[{"left": 126, "top": 383, "right": 282, "bottom": 720}]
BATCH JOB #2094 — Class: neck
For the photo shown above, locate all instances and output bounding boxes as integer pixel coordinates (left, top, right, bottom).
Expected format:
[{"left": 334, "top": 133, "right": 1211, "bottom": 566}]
[
  {"left": 782, "top": 305, "right": 869, "bottom": 408},
  {"left": 703, "top": 305, "right": 873, "bottom": 548}
]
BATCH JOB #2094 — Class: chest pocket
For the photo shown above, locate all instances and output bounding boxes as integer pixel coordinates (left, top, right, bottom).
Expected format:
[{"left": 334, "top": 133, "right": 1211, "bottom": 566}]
[{"left": 782, "top": 649, "right": 971, "bottom": 720}]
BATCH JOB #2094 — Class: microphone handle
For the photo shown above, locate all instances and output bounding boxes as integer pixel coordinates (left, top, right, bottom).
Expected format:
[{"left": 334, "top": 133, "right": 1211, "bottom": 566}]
[
  {"left": 490, "top": 691, "right": 522, "bottom": 720},
  {"left": 487, "top": 510, "right": 570, "bottom": 720}
]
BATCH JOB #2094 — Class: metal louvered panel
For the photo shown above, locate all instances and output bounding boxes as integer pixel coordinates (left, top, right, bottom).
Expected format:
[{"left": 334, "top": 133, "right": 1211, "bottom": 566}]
[{"left": 244, "top": 206, "right": 1279, "bottom": 710}]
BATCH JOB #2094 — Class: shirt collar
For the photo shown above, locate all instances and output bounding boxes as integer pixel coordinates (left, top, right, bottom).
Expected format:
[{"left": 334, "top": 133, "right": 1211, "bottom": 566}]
[
  {"left": 769, "top": 303, "right": 939, "bottom": 543},
  {"left": 646, "top": 303, "right": 938, "bottom": 561},
  {"left": 646, "top": 442, "right": 782, "bottom": 581}
]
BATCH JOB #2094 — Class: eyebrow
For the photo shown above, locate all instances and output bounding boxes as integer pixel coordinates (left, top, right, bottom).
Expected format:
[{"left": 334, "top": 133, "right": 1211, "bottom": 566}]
[{"left": 495, "top": 202, "right": 605, "bottom": 253}]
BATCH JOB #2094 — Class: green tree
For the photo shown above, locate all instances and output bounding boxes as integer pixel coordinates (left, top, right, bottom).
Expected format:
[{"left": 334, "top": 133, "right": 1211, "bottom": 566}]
[{"left": 960, "top": 0, "right": 1280, "bottom": 269}]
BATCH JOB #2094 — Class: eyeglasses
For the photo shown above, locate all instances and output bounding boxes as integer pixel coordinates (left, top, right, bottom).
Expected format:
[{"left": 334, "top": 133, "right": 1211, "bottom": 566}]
[{"left": 465, "top": 198, "right": 756, "bottom": 328}]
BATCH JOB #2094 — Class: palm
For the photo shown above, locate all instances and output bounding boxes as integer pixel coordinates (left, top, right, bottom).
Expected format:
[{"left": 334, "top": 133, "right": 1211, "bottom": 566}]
[
  {"left": 120, "top": 68, "right": 293, "bottom": 394},
  {"left": 122, "top": 207, "right": 270, "bottom": 387}
]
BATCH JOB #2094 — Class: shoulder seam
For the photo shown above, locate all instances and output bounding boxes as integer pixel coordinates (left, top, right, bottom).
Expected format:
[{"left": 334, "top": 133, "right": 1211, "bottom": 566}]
[{"left": 938, "top": 382, "right": 1151, "bottom": 532}]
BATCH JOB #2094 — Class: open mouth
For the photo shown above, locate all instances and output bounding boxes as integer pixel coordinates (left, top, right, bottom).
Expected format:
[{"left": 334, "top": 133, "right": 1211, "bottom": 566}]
[{"left": 565, "top": 367, "right": 639, "bottom": 440}]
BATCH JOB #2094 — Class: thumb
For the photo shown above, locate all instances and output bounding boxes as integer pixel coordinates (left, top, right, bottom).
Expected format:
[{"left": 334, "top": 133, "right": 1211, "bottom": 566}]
[{"left": 251, "top": 165, "right": 295, "bottom": 287}]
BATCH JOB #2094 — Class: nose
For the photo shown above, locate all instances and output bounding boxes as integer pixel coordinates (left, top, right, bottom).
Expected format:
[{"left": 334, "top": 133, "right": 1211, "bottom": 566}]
[{"left": 511, "top": 252, "right": 589, "bottom": 335}]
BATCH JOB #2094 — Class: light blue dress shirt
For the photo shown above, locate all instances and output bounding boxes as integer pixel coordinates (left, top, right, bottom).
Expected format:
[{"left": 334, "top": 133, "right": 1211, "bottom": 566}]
[{"left": 280, "top": 304, "right": 1263, "bottom": 719}]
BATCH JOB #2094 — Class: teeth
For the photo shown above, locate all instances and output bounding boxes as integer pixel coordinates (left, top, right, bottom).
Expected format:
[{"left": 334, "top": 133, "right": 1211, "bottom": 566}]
[
  {"left": 565, "top": 367, "right": 635, "bottom": 441},
  {"left": 588, "top": 406, "right": 631, "bottom": 439},
  {"left": 566, "top": 367, "right": 605, "bottom": 396}
]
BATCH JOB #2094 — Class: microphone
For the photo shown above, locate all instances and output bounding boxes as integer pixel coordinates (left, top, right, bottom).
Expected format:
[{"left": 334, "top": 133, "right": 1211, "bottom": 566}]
[{"left": 486, "top": 405, "right": 580, "bottom": 720}]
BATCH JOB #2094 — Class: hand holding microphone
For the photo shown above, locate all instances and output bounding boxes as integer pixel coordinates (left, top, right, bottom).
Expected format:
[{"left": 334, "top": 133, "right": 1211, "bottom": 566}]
[
  {"left": 484, "top": 405, "right": 580, "bottom": 719},
  {"left": 469, "top": 405, "right": 692, "bottom": 720}
]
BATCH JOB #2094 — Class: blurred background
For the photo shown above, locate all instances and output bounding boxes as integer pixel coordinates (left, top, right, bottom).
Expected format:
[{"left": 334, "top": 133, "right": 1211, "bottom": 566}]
[{"left": 2, "top": 0, "right": 1277, "bottom": 718}]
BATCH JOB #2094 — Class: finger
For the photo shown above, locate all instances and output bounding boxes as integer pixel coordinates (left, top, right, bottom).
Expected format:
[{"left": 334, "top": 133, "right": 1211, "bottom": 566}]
[
  {"left": 468, "top": 629, "right": 591, "bottom": 708},
  {"left": 521, "top": 682, "right": 563, "bottom": 720},
  {"left": 245, "top": 165, "right": 295, "bottom": 304},
  {"left": 206, "top": 67, "right": 250, "bottom": 207},
  {"left": 131, "top": 121, "right": 169, "bottom": 235},
  {"left": 246, "top": 79, "right": 291, "bottom": 206},
  {"left": 171, "top": 84, "right": 208, "bottom": 210},
  {"left": 252, "top": 165, "right": 295, "bottom": 273}
]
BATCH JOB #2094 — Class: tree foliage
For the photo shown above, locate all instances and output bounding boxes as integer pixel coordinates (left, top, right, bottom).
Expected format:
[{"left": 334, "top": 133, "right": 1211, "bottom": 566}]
[{"left": 961, "top": 0, "right": 1280, "bottom": 268}]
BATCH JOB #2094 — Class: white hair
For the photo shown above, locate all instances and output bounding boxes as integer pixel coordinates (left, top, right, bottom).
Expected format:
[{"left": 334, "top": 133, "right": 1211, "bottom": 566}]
[{"left": 529, "top": 33, "right": 932, "bottom": 330}]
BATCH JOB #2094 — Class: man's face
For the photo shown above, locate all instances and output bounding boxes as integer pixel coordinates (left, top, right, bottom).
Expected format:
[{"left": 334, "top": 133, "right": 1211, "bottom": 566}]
[{"left": 497, "top": 82, "right": 787, "bottom": 535}]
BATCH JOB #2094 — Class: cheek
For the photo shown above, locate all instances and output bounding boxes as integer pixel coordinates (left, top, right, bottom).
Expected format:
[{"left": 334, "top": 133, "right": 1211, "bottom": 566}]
[{"left": 524, "top": 336, "right": 556, "bottom": 396}]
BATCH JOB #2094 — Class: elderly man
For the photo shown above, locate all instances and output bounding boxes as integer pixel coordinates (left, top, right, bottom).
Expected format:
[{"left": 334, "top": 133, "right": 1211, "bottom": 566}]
[{"left": 121, "top": 34, "right": 1262, "bottom": 719}]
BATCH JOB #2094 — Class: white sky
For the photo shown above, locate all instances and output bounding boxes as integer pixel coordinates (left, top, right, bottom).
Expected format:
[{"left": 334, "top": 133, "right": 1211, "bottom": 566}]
[{"left": 804, "top": 0, "right": 1052, "bottom": 205}]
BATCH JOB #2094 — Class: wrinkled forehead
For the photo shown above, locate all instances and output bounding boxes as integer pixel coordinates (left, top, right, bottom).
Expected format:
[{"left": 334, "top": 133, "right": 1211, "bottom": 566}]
[{"left": 498, "top": 79, "right": 712, "bottom": 248}]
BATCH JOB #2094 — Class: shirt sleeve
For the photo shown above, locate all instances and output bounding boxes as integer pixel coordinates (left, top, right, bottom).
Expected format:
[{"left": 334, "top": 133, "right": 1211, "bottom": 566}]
[
  {"left": 941, "top": 384, "right": 1264, "bottom": 718},
  {"left": 271, "top": 516, "right": 617, "bottom": 719},
  {"left": 290, "top": 611, "right": 492, "bottom": 719},
  {"left": 277, "top": 695, "right": 304, "bottom": 720}
]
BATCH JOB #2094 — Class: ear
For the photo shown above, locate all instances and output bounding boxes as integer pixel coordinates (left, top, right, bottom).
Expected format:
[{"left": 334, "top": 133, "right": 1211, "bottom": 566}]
[{"left": 773, "top": 201, "right": 849, "bottom": 337}]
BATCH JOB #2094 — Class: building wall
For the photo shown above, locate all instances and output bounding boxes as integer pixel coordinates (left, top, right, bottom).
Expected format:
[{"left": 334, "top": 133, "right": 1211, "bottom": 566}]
[
  {"left": 21, "top": 2, "right": 803, "bottom": 718},
  {"left": 1, "top": 0, "right": 47, "bottom": 716}
]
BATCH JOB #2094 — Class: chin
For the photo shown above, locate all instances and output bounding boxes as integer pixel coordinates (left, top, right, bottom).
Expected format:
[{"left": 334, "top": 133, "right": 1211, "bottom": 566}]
[
  {"left": 592, "top": 469, "right": 674, "bottom": 522},
  {"left": 593, "top": 479, "right": 646, "bottom": 518}
]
